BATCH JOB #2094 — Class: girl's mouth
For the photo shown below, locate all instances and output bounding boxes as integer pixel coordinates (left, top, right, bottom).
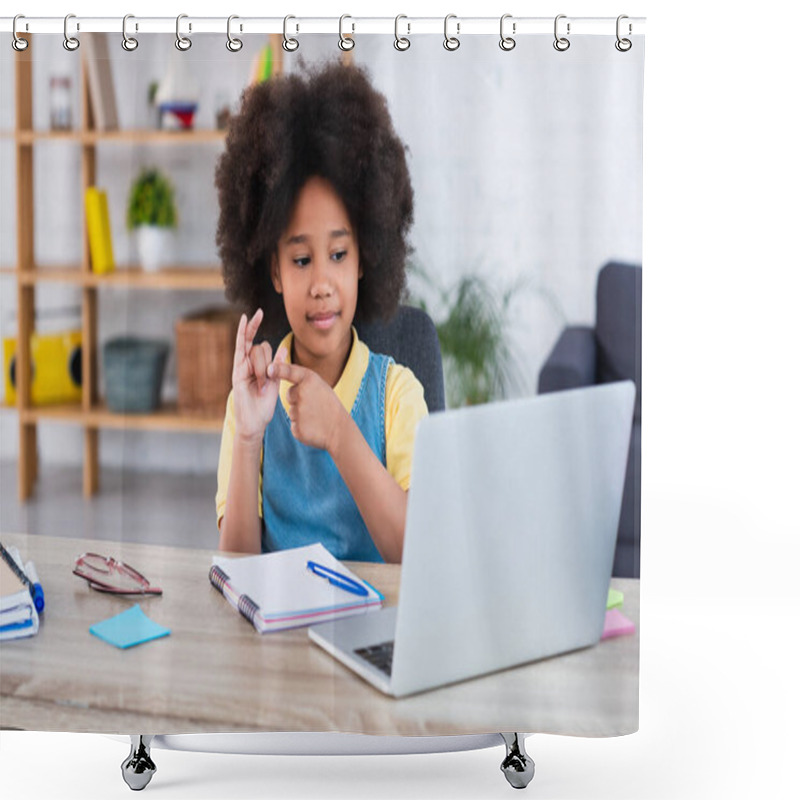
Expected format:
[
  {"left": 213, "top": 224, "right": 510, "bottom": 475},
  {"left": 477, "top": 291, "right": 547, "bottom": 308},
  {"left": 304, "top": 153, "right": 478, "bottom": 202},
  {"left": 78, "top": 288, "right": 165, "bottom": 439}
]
[{"left": 308, "top": 311, "right": 339, "bottom": 330}]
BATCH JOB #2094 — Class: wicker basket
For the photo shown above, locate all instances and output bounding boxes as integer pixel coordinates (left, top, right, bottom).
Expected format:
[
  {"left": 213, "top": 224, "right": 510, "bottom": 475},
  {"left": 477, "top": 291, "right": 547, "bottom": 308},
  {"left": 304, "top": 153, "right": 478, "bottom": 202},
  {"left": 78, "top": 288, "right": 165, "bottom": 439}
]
[{"left": 175, "top": 307, "right": 239, "bottom": 417}]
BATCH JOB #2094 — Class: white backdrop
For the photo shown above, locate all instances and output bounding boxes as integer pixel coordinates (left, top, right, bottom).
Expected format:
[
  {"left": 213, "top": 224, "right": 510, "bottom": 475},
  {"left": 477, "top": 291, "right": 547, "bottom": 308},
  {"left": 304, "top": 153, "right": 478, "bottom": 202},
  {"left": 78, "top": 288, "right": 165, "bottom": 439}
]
[{"left": 2, "top": 1, "right": 799, "bottom": 799}]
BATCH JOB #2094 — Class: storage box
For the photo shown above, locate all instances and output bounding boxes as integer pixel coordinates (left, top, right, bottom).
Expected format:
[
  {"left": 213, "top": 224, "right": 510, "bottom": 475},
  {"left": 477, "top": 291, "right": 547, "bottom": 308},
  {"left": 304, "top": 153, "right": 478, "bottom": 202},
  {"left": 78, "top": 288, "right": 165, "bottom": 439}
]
[
  {"left": 175, "top": 308, "right": 239, "bottom": 417},
  {"left": 103, "top": 337, "right": 169, "bottom": 413}
]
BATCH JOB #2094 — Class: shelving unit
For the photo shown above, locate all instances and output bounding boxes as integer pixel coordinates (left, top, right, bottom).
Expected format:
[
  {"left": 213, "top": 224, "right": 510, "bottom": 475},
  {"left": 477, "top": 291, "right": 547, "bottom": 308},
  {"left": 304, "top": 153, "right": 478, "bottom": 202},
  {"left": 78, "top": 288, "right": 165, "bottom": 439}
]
[
  {"left": 12, "top": 265, "right": 224, "bottom": 290},
  {"left": 8, "top": 35, "right": 270, "bottom": 500}
]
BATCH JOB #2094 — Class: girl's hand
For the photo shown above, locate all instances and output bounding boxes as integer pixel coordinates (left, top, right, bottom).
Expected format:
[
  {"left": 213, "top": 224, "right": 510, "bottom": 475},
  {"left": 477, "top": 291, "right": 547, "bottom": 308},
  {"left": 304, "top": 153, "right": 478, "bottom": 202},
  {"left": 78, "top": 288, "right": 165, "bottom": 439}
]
[
  {"left": 267, "top": 361, "right": 348, "bottom": 452},
  {"left": 231, "top": 309, "right": 286, "bottom": 446}
]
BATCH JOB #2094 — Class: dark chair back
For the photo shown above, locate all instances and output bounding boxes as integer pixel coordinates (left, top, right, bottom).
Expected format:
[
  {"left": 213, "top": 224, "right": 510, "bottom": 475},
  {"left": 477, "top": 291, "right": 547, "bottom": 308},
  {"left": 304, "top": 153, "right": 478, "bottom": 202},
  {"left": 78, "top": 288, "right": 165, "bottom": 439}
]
[{"left": 356, "top": 305, "right": 446, "bottom": 413}]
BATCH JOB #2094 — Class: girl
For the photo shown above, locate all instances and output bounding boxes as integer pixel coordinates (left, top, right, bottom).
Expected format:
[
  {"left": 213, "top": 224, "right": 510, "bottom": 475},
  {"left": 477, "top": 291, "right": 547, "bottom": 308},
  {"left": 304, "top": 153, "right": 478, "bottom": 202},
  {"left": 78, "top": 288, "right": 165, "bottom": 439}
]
[{"left": 214, "top": 62, "right": 426, "bottom": 564}]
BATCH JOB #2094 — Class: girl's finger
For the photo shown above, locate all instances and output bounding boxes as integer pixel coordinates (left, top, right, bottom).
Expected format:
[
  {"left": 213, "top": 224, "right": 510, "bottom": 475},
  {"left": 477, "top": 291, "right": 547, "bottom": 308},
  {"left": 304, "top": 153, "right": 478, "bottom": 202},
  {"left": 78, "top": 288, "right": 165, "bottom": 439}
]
[
  {"left": 249, "top": 342, "right": 271, "bottom": 391},
  {"left": 270, "top": 346, "right": 288, "bottom": 370},
  {"left": 268, "top": 361, "right": 307, "bottom": 385},
  {"left": 233, "top": 313, "right": 248, "bottom": 366},
  {"left": 244, "top": 308, "right": 264, "bottom": 352}
]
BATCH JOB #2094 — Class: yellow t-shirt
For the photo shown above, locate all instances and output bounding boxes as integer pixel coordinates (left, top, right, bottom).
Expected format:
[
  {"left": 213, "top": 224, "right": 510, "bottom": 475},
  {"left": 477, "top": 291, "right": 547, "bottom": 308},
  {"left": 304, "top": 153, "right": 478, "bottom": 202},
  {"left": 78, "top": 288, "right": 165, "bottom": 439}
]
[{"left": 216, "top": 328, "right": 428, "bottom": 528}]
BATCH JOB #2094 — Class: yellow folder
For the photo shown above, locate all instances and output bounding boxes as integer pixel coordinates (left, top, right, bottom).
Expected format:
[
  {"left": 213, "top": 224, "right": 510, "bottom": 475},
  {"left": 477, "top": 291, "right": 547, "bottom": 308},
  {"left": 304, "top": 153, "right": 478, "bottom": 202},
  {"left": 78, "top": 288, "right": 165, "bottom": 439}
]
[{"left": 85, "top": 187, "right": 114, "bottom": 274}]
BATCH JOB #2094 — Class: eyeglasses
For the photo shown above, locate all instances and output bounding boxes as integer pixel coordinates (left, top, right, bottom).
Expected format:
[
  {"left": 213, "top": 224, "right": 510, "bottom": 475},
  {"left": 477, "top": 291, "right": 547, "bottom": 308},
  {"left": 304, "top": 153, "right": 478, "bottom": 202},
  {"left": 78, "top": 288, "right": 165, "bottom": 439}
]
[{"left": 73, "top": 552, "right": 163, "bottom": 596}]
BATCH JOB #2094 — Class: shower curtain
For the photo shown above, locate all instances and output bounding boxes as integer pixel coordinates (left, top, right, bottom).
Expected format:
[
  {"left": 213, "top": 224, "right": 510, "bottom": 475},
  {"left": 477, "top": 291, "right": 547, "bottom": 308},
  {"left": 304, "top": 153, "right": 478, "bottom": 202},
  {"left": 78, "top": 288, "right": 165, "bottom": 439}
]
[{"left": 0, "top": 11, "right": 644, "bottom": 796}]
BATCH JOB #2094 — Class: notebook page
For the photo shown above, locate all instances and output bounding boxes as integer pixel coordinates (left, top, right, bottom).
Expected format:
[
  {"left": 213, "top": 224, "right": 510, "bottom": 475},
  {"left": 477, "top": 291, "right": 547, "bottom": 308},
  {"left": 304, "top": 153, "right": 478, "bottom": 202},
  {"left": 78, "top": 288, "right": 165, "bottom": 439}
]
[
  {"left": 212, "top": 543, "right": 381, "bottom": 620},
  {"left": 1, "top": 556, "right": 31, "bottom": 613}
]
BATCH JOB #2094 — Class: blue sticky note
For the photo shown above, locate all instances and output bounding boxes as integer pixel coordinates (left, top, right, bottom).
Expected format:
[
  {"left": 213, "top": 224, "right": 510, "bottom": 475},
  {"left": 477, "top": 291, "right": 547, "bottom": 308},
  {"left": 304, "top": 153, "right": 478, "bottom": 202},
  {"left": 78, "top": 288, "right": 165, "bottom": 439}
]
[{"left": 89, "top": 604, "right": 170, "bottom": 649}]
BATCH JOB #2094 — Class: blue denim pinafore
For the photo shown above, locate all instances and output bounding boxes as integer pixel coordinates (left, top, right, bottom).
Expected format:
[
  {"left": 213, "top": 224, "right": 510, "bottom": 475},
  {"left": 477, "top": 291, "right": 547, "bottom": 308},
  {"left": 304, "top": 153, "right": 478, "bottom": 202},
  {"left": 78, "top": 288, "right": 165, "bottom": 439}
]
[{"left": 261, "top": 351, "right": 392, "bottom": 562}]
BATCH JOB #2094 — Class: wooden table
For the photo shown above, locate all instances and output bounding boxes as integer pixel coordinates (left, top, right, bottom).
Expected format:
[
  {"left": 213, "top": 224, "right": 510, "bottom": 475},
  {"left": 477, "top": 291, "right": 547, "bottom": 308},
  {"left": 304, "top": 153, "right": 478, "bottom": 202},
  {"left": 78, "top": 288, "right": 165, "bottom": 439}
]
[{"left": 0, "top": 533, "right": 639, "bottom": 737}]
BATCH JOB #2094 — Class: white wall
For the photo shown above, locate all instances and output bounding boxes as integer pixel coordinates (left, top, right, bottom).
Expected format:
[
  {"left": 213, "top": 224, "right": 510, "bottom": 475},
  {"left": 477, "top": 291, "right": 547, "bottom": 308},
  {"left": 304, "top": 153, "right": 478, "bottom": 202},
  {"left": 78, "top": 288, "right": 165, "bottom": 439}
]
[{"left": 0, "top": 32, "right": 643, "bottom": 471}]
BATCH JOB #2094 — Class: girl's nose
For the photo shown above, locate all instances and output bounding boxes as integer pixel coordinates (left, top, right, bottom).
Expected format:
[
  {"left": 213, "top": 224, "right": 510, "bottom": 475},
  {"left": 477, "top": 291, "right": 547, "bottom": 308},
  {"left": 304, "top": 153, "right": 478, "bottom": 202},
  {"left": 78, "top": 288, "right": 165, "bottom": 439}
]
[
  {"left": 311, "top": 286, "right": 332, "bottom": 299},
  {"left": 309, "top": 263, "right": 334, "bottom": 298}
]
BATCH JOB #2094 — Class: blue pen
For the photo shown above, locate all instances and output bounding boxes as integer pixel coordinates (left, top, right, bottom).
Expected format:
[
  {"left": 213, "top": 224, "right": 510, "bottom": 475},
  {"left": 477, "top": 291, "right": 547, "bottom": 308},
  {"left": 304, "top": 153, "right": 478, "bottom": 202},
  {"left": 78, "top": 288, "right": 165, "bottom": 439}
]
[
  {"left": 24, "top": 560, "right": 45, "bottom": 613},
  {"left": 1, "top": 543, "right": 44, "bottom": 613},
  {"left": 307, "top": 561, "right": 369, "bottom": 597}
]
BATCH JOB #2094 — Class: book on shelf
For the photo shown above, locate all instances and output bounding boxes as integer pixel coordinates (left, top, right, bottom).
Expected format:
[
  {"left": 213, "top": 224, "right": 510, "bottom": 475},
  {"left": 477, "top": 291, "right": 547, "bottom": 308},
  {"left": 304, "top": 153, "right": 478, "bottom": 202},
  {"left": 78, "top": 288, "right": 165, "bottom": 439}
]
[
  {"left": 85, "top": 187, "right": 115, "bottom": 274},
  {"left": 81, "top": 34, "right": 119, "bottom": 132}
]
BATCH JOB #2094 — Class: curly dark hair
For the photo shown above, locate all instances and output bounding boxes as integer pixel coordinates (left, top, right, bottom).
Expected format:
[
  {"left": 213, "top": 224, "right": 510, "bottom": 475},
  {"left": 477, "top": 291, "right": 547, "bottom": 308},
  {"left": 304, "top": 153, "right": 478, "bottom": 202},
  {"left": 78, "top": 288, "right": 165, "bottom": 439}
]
[{"left": 215, "top": 62, "right": 414, "bottom": 338}]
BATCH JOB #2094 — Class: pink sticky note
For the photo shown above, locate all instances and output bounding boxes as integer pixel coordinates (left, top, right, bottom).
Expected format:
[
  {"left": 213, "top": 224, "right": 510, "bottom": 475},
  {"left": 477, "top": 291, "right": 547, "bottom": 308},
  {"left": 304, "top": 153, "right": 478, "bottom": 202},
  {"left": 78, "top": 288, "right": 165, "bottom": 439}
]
[{"left": 601, "top": 608, "right": 636, "bottom": 640}]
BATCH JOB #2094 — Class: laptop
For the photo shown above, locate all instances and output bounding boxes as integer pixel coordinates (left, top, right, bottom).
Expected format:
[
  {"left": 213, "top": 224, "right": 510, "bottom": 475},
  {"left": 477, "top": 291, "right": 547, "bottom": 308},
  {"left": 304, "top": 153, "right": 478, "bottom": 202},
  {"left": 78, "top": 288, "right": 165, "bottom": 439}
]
[{"left": 308, "top": 381, "right": 636, "bottom": 697}]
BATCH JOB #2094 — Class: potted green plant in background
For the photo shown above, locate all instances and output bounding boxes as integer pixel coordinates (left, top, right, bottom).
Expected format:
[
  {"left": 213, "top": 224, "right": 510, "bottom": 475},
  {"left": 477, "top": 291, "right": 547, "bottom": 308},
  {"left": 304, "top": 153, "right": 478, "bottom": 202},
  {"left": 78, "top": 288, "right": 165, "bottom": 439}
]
[
  {"left": 408, "top": 266, "right": 527, "bottom": 408},
  {"left": 126, "top": 167, "right": 178, "bottom": 272}
]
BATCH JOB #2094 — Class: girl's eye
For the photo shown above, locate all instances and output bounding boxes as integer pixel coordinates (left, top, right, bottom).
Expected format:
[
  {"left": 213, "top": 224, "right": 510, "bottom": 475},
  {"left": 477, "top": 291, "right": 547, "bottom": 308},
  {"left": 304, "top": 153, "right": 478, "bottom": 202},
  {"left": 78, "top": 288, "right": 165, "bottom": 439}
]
[
  {"left": 331, "top": 250, "right": 347, "bottom": 263},
  {"left": 293, "top": 255, "right": 311, "bottom": 267}
]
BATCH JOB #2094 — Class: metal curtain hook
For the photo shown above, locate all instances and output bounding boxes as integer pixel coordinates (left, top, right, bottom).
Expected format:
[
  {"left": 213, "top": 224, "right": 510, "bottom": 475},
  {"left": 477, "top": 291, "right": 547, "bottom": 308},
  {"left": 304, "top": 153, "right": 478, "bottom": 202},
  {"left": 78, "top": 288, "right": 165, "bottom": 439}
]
[
  {"left": 175, "top": 14, "right": 192, "bottom": 51},
  {"left": 615, "top": 15, "right": 632, "bottom": 52},
  {"left": 122, "top": 14, "right": 139, "bottom": 51},
  {"left": 339, "top": 14, "right": 355, "bottom": 51},
  {"left": 12, "top": 15, "right": 29, "bottom": 51},
  {"left": 227, "top": 15, "right": 243, "bottom": 52},
  {"left": 444, "top": 14, "right": 460, "bottom": 51},
  {"left": 63, "top": 13, "right": 80, "bottom": 51},
  {"left": 553, "top": 14, "right": 570, "bottom": 52},
  {"left": 283, "top": 15, "right": 299, "bottom": 52},
  {"left": 500, "top": 14, "right": 516, "bottom": 51},
  {"left": 394, "top": 15, "right": 410, "bottom": 51}
]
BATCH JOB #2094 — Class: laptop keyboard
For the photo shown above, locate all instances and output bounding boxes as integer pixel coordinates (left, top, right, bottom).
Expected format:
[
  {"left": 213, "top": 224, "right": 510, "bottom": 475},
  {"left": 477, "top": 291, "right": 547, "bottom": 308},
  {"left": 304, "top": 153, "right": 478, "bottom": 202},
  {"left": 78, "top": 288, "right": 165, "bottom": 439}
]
[{"left": 355, "top": 640, "right": 394, "bottom": 677}]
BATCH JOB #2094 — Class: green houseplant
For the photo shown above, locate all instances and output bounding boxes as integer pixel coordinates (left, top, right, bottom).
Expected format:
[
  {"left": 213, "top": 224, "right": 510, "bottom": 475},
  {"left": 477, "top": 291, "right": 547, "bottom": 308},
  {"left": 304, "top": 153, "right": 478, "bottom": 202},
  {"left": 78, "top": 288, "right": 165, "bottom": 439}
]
[
  {"left": 126, "top": 168, "right": 178, "bottom": 272},
  {"left": 409, "top": 266, "right": 524, "bottom": 408}
]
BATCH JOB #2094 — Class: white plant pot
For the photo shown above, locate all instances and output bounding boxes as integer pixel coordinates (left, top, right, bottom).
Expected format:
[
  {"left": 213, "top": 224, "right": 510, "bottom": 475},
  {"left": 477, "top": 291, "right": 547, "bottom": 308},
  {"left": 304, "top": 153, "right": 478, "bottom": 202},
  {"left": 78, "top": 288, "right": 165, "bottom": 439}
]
[{"left": 136, "top": 225, "right": 172, "bottom": 272}]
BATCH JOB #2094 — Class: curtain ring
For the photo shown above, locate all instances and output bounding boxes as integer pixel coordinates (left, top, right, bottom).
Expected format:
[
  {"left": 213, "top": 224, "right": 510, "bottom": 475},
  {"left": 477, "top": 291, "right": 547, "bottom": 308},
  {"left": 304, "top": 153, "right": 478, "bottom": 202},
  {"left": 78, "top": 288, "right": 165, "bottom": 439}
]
[
  {"left": 553, "top": 14, "right": 570, "bottom": 52},
  {"left": 175, "top": 14, "right": 192, "bottom": 51},
  {"left": 394, "top": 15, "right": 410, "bottom": 51},
  {"left": 443, "top": 14, "right": 460, "bottom": 51},
  {"left": 12, "top": 15, "right": 29, "bottom": 52},
  {"left": 226, "top": 15, "right": 243, "bottom": 52},
  {"left": 122, "top": 14, "right": 139, "bottom": 52},
  {"left": 63, "top": 13, "right": 80, "bottom": 52},
  {"left": 283, "top": 15, "right": 299, "bottom": 52},
  {"left": 499, "top": 14, "right": 516, "bottom": 51},
  {"left": 339, "top": 14, "right": 355, "bottom": 51},
  {"left": 615, "top": 15, "right": 632, "bottom": 52}
]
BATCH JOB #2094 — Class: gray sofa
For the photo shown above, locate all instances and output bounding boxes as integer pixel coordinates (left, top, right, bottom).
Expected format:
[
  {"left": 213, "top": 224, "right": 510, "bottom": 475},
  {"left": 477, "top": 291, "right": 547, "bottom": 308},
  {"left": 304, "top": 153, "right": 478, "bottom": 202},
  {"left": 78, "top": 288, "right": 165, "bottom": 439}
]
[{"left": 538, "top": 262, "right": 641, "bottom": 578}]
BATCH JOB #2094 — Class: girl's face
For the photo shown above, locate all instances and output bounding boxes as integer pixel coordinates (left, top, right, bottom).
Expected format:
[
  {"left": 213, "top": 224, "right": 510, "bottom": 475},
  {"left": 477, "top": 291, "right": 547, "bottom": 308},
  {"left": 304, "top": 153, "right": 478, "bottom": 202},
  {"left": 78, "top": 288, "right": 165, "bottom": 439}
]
[{"left": 271, "top": 176, "right": 361, "bottom": 382}]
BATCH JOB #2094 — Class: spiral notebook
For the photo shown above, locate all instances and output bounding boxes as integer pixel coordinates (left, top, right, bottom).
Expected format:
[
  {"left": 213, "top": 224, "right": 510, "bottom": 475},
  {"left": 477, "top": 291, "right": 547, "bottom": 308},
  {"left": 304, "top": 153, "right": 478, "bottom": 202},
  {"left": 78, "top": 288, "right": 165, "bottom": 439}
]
[{"left": 209, "top": 543, "right": 384, "bottom": 634}]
